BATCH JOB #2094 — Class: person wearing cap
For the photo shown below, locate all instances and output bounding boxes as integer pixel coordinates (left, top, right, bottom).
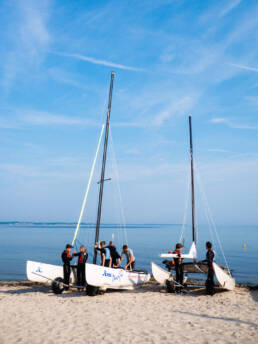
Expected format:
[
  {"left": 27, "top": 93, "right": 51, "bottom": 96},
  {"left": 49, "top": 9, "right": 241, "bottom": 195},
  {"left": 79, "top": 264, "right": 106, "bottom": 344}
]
[
  {"left": 173, "top": 243, "right": 184, "bottom": 291},
  {"left": 61, "top": 244, "right": 74, "bottom": 289}
]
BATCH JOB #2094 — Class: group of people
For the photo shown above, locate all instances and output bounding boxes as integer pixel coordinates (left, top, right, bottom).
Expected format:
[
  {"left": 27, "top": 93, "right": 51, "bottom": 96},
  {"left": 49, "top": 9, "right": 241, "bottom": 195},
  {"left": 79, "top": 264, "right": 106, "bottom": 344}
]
[
  {"left": 61, "top": 240, "right": 215, "bottom": 295},
  {"left": 170, "top": 241, "right": 215, "bottom": 295},
  {"left": 61, "top": 241, "right": 136, "bottom": 289}
]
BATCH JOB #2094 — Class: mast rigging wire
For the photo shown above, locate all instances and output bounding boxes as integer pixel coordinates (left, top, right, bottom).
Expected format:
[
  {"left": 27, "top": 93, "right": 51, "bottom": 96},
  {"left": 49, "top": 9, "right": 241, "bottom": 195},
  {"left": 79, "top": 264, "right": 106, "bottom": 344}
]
[
  {"left": 72, "top": 124, "right": 105, "bottom": 246},
  {"left": 195, "top": 163, "right": 232, "bottom": 275},
  {"left": 109, "top": 127, "right": 128, "bottom": 246}
]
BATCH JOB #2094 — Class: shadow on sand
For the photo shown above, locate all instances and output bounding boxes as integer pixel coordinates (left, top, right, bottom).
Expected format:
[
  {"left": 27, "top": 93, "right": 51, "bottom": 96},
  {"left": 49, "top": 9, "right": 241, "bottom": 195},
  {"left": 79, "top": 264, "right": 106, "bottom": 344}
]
[
  {"left": 0, "top": 286, "right": 50, "bottom": 295},
  {"left": 173, "top": 310, "right": 258, "bottom": 327},
  {"left": 250, "top": 290, "right": 258, "bottom": 303}
]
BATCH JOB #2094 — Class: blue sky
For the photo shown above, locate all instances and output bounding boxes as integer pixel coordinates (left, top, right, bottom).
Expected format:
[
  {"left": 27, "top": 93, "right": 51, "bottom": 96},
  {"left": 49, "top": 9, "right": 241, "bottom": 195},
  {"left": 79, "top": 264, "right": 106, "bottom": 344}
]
[{"left": 0, "top": 0, "right": 258, "bottom": 225}]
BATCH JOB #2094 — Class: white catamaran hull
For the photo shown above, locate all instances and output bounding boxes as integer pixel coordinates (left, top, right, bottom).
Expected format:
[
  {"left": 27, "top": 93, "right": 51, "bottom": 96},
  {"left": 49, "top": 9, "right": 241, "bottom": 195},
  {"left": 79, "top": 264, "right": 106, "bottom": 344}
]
[
  {"left": 86, "top": 263, "right": 150, "bottom": 289},
  {"left": 26, "top": 260, "right": 76, "bottom": 284},
  {"left": 27, "top": 260, "right": 150, "bottom": 290},
  {"left": 213, "top": 262, "right": 235, "bottom": 291}
]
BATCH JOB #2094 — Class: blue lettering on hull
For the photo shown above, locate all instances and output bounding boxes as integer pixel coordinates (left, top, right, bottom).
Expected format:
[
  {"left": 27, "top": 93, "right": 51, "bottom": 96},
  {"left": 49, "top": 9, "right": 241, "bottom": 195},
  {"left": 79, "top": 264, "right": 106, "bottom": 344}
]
[{"left": 102, "top": 270, "right": 123, "bottom": 282}]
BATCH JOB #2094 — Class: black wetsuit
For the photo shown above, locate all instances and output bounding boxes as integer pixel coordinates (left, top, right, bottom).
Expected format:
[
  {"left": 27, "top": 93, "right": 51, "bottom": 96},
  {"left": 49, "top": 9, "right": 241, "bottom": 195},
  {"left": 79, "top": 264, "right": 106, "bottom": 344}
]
[
  {"left": 105, "top": 245, "right": 121, "bottom": 267},
  {"left": 173, "top": 249, "right": 184, "bottom": 288},
  {"left": 204, "top": 249, "right": 215, "bottom": 295},
  {"left": 61, "top": 250, "right": 73, "bottom": 287},
  {"left": 74, "top": 252, "right": 88, "bottom": 287},
  {"left": 96, "top": 247, "right": 110, "bottom": 267}
]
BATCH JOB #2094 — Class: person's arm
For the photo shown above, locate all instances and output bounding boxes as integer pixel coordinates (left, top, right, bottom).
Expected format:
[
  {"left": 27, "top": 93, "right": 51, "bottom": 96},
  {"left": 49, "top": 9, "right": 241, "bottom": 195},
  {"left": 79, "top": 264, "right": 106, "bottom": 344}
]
[
  {"left": 124, "top": 255, "right": 134, "bottom": 270},
  {"left": 101, "top": 252, "right": 105, "bottom": 266},
  {"left": 119, "top": 253, "right": 124, "bottom": 267},
  {"left": 109, "top": 257, "right": 112, "bottom": 268},
  {"left": 73, "top": 252, "right": 79, "bottom": 257}
]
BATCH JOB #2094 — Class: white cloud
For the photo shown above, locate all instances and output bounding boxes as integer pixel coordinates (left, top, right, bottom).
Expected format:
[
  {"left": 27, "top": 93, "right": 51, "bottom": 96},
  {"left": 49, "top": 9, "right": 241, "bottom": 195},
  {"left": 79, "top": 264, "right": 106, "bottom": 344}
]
[
  {"left": 210, "top": 117, "right": 258, "bottom": 130},
  {"left": 2, "top": 0, "right": 51, "bottom": 90},
  {"left": 207, "top": 148, "right": 230, "bottom": 153},
  {"left": 54, "top": 52, "right": 144, "bottom": 72},
  {"left": 229, "top": 63, "right": 258, "bottom": 73},
  {"left": 21, "top": 110, "right": 98, "bottom": 126},
  {"left": 153, "top": 96, "right": 195, "bottom": 126},
  {"left": 220, "top": 0, "right": 242, "bottom": 17}
]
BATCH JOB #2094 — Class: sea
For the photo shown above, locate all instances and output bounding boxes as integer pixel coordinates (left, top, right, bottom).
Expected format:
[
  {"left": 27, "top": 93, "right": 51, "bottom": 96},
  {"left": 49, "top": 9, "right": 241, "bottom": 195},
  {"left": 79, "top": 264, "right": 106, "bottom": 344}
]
[{"left": 0, "top": 222, "right": 257, "bottom": 285}]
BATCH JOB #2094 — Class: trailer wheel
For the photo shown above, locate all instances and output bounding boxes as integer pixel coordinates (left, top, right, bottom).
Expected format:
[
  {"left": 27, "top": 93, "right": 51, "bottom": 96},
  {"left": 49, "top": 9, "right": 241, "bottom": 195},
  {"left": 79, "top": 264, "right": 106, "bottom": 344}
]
[
  {"left": 51, "top": 277, "right": 65, "bottom": 294},
  {"left": 165, "top": 279, "right": 176, "bottom": 293},
  {"left": 86, "top": 284, "right": 99, "bottom": 296}
]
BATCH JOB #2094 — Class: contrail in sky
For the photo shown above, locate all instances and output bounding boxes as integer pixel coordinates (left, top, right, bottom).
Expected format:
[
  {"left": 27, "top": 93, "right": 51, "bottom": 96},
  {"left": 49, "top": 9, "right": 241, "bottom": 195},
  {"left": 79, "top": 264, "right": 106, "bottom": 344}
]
[{"left": 54, "top": 52, "right": 144, "bottom": 72}]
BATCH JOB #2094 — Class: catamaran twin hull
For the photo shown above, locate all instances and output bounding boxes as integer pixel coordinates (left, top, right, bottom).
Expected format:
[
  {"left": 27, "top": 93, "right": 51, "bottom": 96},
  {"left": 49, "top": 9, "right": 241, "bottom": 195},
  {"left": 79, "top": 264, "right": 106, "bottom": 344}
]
[
  {"left": 27, "top": 260, "right": 150, "bottom": 290},
  {"left": 151, "top": 261, "right": 235, "bottom": 291}
]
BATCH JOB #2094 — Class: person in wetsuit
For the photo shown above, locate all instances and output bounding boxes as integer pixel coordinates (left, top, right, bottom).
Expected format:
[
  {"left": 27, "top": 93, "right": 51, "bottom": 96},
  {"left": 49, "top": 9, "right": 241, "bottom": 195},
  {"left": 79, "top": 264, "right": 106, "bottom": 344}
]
[
  {"left": 202, "top": 241, "right": 215, "bottom": 295},
  {"left": 173, "top": 243, "right": 184, "bottom": 291},
  {"left": 73, "top": 245, "right": 88, "bottom": 290},
  {"left": 61, "top": 244, "right": 74, "bottom": 289},
  {"left": 105, "top": 241, "right": 121, "bottom": 267},
  {"left": 94, "top": 241, "right": 112, "bottom": 267},
  {"left": 120, "top": 245, "right": 135, "bottom": 270}
]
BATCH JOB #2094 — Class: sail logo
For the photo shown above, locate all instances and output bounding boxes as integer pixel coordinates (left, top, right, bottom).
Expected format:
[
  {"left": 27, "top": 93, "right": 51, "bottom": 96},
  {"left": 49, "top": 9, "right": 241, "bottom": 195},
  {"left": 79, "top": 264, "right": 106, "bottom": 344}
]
[
  {"left": 102, "top": 270, "right": 123, "bottom": 282},
  {"left": 36, "top": 266, "right": 42, "bottom": 273}
]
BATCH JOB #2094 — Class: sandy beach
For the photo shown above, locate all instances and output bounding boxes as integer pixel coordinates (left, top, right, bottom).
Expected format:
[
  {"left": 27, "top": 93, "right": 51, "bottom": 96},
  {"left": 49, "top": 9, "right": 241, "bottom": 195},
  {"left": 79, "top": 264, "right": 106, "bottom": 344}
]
[{"left": 0, "top": 282, "right": 257, "bottom": 344}]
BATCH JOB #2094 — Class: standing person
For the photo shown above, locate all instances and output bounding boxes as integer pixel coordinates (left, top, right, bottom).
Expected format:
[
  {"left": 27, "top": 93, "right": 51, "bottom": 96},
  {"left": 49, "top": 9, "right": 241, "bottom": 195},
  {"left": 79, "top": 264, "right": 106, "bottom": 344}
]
[
  {"left": 105, "top": 241, "right": 121, "bottom": 267},
  {"left": 61, "top": 244, "right": 74, "bottom": 289},
  {"left": 120, "top": 245, "right": 135, "bottom": 270},
  {"left": 94, "top": 241, "right": 112, "bottom": 267},
  {"left": 173, "top": 243, "right": 184, "bottom": 291},
  {"left": 74, "top": 245, "right": 88, "bottom": 290},
  {"left": 202, "top": 241, "right": 215, "bottom": 295}
]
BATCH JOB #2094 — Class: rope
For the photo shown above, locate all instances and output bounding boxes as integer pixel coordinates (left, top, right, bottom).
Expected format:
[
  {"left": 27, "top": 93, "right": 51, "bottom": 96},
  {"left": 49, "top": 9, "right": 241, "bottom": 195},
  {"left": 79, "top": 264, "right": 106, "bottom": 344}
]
[
  {"left": 179, "top": 169, "right": 191, "bottom": 244},
  {"left": 194, "top": 163, "right": 232, "bottom": 275},
  {"left": 109, "top": 127, "right": 128, "bottom": 246},
  {"left": 72, "top": 124, "right": 105, "bottom": 246}
]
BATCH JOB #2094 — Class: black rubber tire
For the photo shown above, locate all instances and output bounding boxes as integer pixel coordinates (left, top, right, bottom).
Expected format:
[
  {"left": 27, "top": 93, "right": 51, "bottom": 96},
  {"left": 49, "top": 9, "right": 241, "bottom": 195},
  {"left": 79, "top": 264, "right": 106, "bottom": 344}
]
[
  {"left": 86, "top": 284, "right": 99, "bottom": 296},
  {"left": 165, "top": 279, "right": 176, "bottom": 293},
  {"left": 51, "top": 277, "right": 65, "bottom": 294}
]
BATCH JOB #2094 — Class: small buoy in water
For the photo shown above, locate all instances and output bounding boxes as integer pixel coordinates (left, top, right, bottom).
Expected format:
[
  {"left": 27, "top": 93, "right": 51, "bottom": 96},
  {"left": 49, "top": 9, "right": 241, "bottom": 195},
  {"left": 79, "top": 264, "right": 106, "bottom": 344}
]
[{"left": 243, "top": 244, "right": 246, "bottom": 248}]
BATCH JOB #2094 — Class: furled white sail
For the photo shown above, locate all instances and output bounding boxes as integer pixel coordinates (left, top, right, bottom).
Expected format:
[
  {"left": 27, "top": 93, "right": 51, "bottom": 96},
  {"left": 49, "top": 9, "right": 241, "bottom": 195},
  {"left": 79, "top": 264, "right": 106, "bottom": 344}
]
[{"left": 160, "top": 242, "right": 197, "bottom": 259}]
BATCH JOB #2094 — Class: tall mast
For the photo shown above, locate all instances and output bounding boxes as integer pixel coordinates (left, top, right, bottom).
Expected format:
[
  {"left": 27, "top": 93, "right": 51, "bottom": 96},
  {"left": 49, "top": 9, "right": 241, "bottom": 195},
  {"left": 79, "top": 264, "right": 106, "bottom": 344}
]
[
  {"left": 189, "top": 115, "right": 196, "bottom": 244},
  {"left": 93, "top": 71, "right": 114, "bottom": 264}
]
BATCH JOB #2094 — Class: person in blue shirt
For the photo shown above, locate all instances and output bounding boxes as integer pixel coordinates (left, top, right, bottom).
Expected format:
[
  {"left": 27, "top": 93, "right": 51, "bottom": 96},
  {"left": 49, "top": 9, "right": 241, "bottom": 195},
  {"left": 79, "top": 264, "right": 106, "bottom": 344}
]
[{"left": 94, "top": 241, "right": 112, "bottom": 267}]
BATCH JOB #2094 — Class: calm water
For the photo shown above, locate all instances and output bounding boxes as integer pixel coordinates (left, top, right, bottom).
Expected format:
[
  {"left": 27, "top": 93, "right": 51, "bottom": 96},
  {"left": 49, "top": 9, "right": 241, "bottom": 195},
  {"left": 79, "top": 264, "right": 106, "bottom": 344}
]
[{"left": 0, "top": 222, "right": 257, "bottom": 285}]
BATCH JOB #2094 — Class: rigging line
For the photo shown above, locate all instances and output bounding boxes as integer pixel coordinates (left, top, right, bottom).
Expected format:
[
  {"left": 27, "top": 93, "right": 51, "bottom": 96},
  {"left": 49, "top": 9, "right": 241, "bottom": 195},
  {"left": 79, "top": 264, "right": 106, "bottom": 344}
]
[
  {"left": 195, "top": 163, "right": 232, "bottom": 275},
  {"left": 195, "top": 166, "right": 220, "bottom": 261},
  {"left": 109, "top": 126, "right": 128, "bottom": 245},
  {"left": 179, "top": 168, "right": 191, "bottom": 244},
  {"left": 195, "top": 166, "right": 216, "bottom": 251},
  {"left": 72, "top": 124, "right": 105, "bottom": 246}
]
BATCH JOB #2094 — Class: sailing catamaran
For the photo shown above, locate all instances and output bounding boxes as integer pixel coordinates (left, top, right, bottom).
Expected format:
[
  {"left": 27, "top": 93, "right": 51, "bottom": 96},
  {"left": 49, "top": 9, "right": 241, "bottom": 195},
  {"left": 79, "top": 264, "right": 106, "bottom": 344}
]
[
  {"left": 151, "top": 116, "right": 235, "bottom": 291},
  {"left": 27, "top": 72, "right": 150, "bottom": 294}
]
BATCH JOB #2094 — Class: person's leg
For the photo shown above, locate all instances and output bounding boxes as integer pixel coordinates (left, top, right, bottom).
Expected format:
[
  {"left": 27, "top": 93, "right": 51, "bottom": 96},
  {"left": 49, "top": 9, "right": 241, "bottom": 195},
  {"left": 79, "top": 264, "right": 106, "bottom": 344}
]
[
  {"left": 175, "top": 264, "right": 180, "bottom": 283},
  {"left": 82, "top": 265, "right": 86, "bottom": 287},
  {"left": 179, "top": 264, "right": 184, "bottom": 286},
  {"left": 77, "top": 266, "right": 82, "bottom": 286},
  {"left": 63, "top": 265, "right": 70, "bottom": 288}
]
